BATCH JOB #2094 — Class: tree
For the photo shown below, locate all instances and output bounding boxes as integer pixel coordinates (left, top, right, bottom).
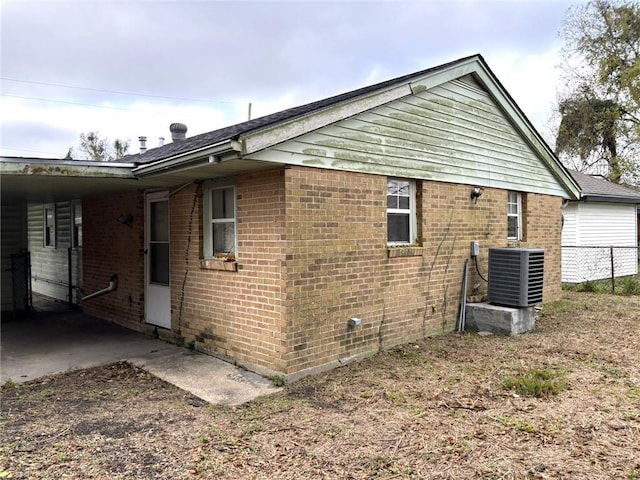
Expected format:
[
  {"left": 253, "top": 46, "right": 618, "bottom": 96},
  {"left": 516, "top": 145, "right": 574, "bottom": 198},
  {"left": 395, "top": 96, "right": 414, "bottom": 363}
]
[
  {"left": 65, "top": 131, "right": 130, "bottom": 161},
  {"left": 555, "top": 0, "right": 640, "bottom": 185}
]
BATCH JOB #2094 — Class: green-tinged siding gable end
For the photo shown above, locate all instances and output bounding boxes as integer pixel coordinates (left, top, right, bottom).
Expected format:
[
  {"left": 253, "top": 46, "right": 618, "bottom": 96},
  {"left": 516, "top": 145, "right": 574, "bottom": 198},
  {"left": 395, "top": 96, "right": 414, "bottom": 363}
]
[{"left": 245, "top": 77, "right": 570, "bottom": 198}]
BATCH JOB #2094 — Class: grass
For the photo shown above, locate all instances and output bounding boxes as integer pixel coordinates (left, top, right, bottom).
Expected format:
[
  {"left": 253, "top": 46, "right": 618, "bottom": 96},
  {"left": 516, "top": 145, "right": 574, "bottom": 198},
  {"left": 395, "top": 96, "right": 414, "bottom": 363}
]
[
  {"left": 266, "top": 375, "right": 286, "bottom": 387},
  {"left": 502, "top": 367, "right": 569, "bottom": 398},
  {"left": 563, "top": 261, "right": 640, "bottom": 295},
  {"left": 538, "top": 298, "right": 574, "bottom": 316},
  {"left": 493, "top": 415, "right": 537, "bottom": 434},
  {"left": 1, "top": 292, "right": 639, "bottom": 479},
  {"left": 619, "top": 275, "right": 640, "bottom": 294},
  {"left": 1, "top": 379, "right": 16, "bottom": 390}
]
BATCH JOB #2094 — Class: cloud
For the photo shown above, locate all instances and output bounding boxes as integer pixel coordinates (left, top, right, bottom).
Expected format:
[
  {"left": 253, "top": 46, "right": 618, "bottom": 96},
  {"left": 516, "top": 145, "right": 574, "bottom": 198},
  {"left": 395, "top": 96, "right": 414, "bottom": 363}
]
[
  {"left": 1, "top": 0, "right": 578, "bottom": 157},
  {"left": 1, "top": 95, "right": 235, "bottom": 157}
]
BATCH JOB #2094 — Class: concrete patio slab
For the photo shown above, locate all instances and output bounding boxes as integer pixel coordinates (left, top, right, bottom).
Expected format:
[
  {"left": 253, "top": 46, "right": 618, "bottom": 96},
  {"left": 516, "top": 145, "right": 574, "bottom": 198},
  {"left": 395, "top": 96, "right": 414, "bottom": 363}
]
[{"left": 1, "top": 309, "right": 280, "bottom": 405}]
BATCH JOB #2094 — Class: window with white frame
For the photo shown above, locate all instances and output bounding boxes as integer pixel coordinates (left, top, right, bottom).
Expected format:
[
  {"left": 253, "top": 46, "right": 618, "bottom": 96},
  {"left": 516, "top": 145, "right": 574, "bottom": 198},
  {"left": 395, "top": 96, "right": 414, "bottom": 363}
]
[
  {"left": 507, "top": 191, "right": 522, "bottom": 240},
  {"left": 204, "top": 185, "right": 236, "bottom": 258},
  {"left": 387, "top": 178, "right": 416, "bottom": 244},
  {"left": 44, "top": 204, "right": 56, "bottom": 248}
]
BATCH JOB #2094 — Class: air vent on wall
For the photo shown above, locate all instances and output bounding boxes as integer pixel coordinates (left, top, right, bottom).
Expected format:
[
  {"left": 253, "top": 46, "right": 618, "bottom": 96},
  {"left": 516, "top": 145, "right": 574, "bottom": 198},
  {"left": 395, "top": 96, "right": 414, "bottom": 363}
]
[{"left": 488, "top": 248, "right": 544, "bottom": 307}]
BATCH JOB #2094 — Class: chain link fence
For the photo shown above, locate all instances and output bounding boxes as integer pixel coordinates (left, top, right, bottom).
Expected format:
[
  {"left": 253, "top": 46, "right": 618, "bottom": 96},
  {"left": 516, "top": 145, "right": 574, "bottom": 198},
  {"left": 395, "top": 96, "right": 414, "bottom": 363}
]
[{"left": 562, "top": 245, "right": 640, "bottom": 294}]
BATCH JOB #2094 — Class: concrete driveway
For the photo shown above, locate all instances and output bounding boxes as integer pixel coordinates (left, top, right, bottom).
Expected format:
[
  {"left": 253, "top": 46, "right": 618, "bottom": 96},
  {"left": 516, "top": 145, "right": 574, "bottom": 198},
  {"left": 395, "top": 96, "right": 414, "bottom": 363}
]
[{"left": 1, "top": 309, "right": 280, "bottom": 405}]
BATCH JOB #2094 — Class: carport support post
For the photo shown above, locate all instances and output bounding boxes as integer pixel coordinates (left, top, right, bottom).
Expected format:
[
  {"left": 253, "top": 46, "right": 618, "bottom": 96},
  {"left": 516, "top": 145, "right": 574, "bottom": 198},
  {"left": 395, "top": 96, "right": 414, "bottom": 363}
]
[{"left": 68, "top": 247, "right": 73, "bottom": 308}]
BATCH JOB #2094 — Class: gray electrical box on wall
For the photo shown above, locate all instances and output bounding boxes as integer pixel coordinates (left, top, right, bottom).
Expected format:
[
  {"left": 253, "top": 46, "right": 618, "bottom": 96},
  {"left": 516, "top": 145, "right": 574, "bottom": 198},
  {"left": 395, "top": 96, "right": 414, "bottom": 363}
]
[
  {"left": 488, "top": 248, "right": 544, "bottom": 307},
  {"left": 470, "top": 241, "right": 480, "bottom": 257}
]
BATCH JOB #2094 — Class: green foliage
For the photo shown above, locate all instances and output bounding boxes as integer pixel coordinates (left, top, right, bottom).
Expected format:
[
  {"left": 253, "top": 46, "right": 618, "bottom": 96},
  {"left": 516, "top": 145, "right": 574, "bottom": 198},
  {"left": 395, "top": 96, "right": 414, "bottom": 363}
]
[
  {"left": 618, "top": 275, "right": 640, "bottom": 294},
  {"left": 556, "top": 94, "right": 623, "bottom": 180},
  {"left": 502, "top": 368, "right": 569, "bottom": 398},
  {"left": 579, "top": 280, "right": 602, "bottom": 293},
  {"left": 493, "top": 415, "right": 537, "bottom": 434},
  {"left": 539, "top": 299, "right": 574, "bottom": 316},
  {"left": 1, "top": 378, "right": 16, "bottom": 390},
  {"left": 562, "top": 270, "right": 640, "bottom": 295},
  {"left": 267, "top": 376, "right": 286, "bottom": 387},
  {"left": 627, "top": 386, "right": 640, "bottom": 401},
  {"left": 562, "top": 280, "right": 606, "bottom": 293},
  {"left": 556, "top": 0, "right": 640, "bottom": 185}
]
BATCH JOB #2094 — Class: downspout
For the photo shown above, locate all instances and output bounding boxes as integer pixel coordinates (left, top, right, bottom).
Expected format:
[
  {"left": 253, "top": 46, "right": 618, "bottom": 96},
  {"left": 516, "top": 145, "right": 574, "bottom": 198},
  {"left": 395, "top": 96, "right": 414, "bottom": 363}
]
[{"left": 82, "top": 274, "right": 118, "bottom": 301}]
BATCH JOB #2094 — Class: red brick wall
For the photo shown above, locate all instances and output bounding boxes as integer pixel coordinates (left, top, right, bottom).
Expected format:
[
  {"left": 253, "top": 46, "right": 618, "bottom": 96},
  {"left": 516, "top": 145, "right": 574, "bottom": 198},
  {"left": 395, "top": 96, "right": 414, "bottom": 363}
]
[
  {"left": 171, "top": 169, "right": 288, "bottom": 374},
  {"left": 81, "top": 166, "right": 564, "bottom": 378},
  {"left": 281, "top": 167, "right": 564, "bottom": 377},
  {"left": 82, "top": 191, "right": 145, "bottom": 331}
]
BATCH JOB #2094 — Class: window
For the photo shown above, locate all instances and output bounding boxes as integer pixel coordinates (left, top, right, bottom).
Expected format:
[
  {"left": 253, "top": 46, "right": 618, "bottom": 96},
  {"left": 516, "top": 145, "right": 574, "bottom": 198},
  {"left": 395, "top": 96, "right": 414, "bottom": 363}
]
[
  {"left": 44, "top": 204, "right": 56, "bottom": 248},
  {"left": 507, "top": 191, "right": 522, "bottom": 240},
  {"left": 72, "top": 201, "right": 82, "bottom": 247},
  {"left": 387, "top": 178, "right": 416, "bottom": 244},
  {"left": 149, "top": 199, "right": 170, "bottom": 285},
  {"left": 204, "top": 185, "right": 236, "bottom": 258}
]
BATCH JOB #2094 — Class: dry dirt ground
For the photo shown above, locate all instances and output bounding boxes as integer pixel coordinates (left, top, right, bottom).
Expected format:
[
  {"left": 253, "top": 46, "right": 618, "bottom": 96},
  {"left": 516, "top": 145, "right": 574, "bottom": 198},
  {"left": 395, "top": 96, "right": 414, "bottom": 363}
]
[{"left": 1, "top": 292, "right": 639, "bottom": 479}]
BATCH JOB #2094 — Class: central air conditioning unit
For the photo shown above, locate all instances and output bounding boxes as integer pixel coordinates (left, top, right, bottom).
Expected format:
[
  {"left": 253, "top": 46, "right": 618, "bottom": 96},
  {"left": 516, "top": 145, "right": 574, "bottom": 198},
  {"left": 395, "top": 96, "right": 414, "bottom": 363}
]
[{"left": 488, "top": 248, "right": 544, "bottom": 307}]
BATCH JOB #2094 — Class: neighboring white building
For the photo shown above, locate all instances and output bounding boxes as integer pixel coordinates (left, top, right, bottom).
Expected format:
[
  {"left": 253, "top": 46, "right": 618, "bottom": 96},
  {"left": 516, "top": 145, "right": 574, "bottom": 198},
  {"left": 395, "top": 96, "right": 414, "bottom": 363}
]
[{"left": 562, "top": 170, "right": 640, "bottom": 283}]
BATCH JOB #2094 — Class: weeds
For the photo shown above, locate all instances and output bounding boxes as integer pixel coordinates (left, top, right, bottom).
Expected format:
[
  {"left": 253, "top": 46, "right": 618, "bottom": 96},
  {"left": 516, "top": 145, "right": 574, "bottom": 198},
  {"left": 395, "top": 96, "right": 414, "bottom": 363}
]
[
  {"left": 502, "top": 368, "right": 568, "bottom": 398},
  {"left": 563, "top": 272, "right": 640, "bottom": 295},
  {"left": 493, "top": 415, "right": 537, "bottom": 434},
  {"left": 266, "top": 376, "right": 285, "bottom": 387},
  {"left": 619, "top": 276, "right": 640, "bottom": 295},
  {"left": 1, "top": 379, "right": 16, "bottom": 390},
  {"left": 389, "top": 345, "right": 425, "bottom": 364},
  {"left": 627, "top": 386, "right": 640, "bottom": 402},
  {"left": 539, "top": 299, "right": 573, "bottom": 317}
]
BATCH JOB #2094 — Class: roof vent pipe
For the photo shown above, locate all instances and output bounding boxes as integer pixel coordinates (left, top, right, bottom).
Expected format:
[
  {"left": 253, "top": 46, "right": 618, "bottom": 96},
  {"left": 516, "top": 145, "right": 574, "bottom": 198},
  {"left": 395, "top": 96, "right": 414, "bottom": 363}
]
[
  {"left": 138, "top": 136, "right": 147, "bottom": 154},
  {"left": 158, "top": 136, "right": 165, "bottom": 147},
  {"left": 170, "top": 123, "right": 187, "bottom": 142}
]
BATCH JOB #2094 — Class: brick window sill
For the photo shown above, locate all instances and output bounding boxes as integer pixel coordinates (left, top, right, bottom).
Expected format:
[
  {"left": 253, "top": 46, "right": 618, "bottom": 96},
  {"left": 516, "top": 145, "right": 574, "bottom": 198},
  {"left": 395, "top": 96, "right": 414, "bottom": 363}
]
[
  {"left": 387, "top": 246, "right": 424, "bottom": 258},
  {"left": 200, "top": 259, "right": 238, "bottom": 271}
]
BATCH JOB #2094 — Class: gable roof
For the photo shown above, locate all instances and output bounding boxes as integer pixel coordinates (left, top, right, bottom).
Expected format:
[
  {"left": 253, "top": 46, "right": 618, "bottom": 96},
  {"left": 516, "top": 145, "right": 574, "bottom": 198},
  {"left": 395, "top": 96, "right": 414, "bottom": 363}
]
[
  {"left": 568, "top": 169, "right": 640, "bottom": 203},
  {"left": 128, "top": 54, "right": 579, "bottom": 199},
  {"left": 125, "top": 55, "right": 478, "bottom": 165},
  {"left": 1, "top": 54, "right": 580, "bottom": 201}
]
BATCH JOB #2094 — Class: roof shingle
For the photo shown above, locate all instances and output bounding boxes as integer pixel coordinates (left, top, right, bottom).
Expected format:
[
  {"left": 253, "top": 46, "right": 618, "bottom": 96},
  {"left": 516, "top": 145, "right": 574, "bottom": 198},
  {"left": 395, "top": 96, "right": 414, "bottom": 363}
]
[{"left": 569, "top": 169, "right": 640, "bottom": 202}]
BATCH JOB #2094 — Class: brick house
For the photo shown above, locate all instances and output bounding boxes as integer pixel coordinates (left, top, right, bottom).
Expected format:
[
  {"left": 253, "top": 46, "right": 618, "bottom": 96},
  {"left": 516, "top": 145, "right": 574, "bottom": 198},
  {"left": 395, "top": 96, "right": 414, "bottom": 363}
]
[{"left": 1, "top": 54, "right": 580, "bottom": 379}]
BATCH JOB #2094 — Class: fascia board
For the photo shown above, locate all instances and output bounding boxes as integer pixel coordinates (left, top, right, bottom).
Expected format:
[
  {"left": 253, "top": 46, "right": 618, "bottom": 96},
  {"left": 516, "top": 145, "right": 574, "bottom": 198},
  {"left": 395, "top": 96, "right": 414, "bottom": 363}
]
[
  {"left": 407, "top": 57, "right": 480, "bottom": 94},
  {"left": 583, "top": 194, "right": 640, "bottom": 204},
  {"left": 0, "top": 160, "right": 136, "bottom": 179},
  {"left": 239, "top": 84, "right": 412, "bottom": 155},
  {"left": 132, "top": 140, "right": 237, "bottom": 177},
  {"left": 0, "top": 156, "right": 136, "bottom": 168}
]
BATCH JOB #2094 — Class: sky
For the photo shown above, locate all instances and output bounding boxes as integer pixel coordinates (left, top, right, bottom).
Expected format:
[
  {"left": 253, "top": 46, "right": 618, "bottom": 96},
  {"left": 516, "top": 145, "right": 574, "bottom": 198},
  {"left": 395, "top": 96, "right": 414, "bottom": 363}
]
[{"left": 0, "top": 0, "right": 581, "bottom": 159}]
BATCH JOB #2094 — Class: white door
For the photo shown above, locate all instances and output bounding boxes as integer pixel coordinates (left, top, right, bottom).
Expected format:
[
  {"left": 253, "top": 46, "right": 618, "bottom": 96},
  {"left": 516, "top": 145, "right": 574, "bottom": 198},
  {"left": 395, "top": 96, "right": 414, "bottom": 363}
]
[{"left": 145, "top": 191, "right": 171, "bottom": 328}]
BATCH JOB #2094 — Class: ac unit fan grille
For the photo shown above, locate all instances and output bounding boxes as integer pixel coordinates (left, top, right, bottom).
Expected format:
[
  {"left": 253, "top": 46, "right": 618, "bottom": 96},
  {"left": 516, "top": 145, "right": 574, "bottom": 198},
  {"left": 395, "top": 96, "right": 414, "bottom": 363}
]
[{"left": 488, "top": 248, "right": 544, "bottom": 307}]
